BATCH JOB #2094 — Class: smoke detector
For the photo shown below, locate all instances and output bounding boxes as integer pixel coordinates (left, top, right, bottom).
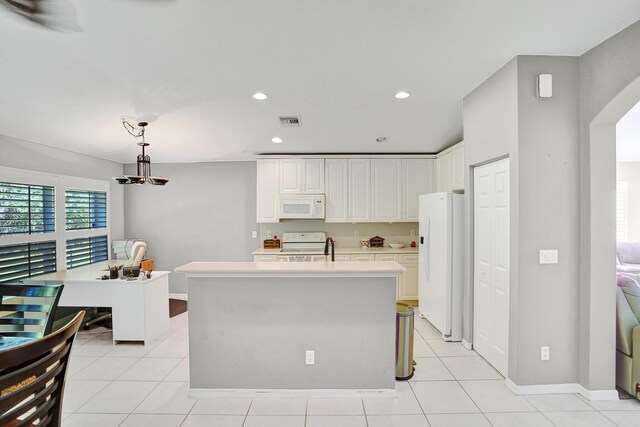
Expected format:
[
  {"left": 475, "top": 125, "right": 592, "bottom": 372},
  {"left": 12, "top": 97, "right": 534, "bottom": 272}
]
[{"left": 279, "top": 116, "right": 301, "bottom": 127}]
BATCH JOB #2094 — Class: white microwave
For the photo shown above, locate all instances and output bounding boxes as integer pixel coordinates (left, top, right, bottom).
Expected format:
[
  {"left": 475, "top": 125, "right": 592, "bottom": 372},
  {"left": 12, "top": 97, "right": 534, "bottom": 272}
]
[{"left": 280, "top": 195, "right": 325, "bottom": 219}]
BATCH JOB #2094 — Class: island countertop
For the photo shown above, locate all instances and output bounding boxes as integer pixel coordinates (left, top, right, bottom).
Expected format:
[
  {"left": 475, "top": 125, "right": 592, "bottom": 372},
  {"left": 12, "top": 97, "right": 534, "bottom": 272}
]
[{"left": 175, "top": 261, "right": 405, "bottom": 277}]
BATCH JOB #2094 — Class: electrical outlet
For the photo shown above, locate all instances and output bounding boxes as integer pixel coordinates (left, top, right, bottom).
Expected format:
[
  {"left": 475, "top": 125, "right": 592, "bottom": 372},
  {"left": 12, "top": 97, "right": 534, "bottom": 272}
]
[
  {"left": 410, "top": 229, "right": 416, "bottom": 237},
  {"left": 541, "top": 346, "right": 550, "bottom": 361},
  {"left": 252, "top": 231, "right": 258, "bottom": 238},
  {"left": 305, "top": 350, "right": 315, "bottom": 365},
  {"left": 267, "top": 230, "right": 272, "bottom": 238},
  {"left": 354, "top": 230, "right": 359, "bottom": 237}
]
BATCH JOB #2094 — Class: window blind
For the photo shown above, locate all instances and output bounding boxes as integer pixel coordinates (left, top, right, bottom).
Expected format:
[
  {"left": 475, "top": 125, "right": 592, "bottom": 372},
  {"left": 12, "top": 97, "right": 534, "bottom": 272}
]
[
  {"left": 0, "top": 241, "right": 57, "bottom": 284},
  {"left": 66, "top": 235, "right": 108, "bottom": 269},
  {"left": 0, "top": 182, "right": 55, "bottom": 236},
  {"left": 65, "top": 189, "right": 107, "bottom": 230},
  {"left": 616, "top": 181, "right": 628, "bottom": 242}
]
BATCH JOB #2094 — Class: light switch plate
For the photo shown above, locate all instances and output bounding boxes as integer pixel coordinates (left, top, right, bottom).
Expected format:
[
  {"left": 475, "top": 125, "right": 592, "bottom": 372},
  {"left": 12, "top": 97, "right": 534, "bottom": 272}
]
[
  {"left": 541, "top": 346, "right": 550, "bottom": 361},
  {"left": 305, "top": 350, "right": 315, "bottom": 365},
  {"left": 539, "top": 249, "right": 558, "bottom": 264},
  {"left": 252, "top": 231, "right": 258, "bottom": 238}
]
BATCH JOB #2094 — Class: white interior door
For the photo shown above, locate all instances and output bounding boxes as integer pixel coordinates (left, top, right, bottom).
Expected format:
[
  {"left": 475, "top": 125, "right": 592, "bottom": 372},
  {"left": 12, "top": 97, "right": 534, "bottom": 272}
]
[{"left": 473, "top": 158, "right": 510, "bottom": 377}]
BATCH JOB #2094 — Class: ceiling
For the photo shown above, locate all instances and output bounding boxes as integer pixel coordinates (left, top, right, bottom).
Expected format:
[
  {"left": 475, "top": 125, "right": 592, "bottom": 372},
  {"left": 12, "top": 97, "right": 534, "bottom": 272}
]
[
  {"left": 1, "top": 1, "right": 640, "bottom": 163},
  {"left": 618, "top": 101, "right": 640, "bottom": 162}
]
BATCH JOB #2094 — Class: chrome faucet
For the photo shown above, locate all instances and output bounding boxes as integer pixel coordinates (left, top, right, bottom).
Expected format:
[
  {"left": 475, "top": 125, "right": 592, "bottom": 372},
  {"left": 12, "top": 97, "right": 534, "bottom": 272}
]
[{"left": 324, "top": 236, "right": 335, "bottom": 262}]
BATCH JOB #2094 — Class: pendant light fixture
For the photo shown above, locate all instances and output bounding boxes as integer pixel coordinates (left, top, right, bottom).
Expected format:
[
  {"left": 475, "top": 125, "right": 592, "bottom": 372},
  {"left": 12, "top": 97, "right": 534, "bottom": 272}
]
[{"left": 112, "top": 119, "right": 169, "bottom": 186}]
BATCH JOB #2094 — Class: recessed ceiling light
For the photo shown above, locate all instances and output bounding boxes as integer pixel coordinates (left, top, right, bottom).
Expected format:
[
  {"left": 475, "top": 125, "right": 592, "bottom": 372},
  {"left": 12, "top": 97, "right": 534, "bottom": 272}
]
[
  {"left": 394, "top": 91, "right": 411, "bottom": 99},
  {"left": 252, "top": 92, "right": 268, "bottom": 100},
  {"left": 272, "top": 137, "right": 283, "bottom": 144}
]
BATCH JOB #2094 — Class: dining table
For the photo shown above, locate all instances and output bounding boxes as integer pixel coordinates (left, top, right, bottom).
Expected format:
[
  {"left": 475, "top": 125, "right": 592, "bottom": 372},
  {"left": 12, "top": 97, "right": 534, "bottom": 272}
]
[{"left": 0, "top": 336, "right": 36, "bottom": 352}]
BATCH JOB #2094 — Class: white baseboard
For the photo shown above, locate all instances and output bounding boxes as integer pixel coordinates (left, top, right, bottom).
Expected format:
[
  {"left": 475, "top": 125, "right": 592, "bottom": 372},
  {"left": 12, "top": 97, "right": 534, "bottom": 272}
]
[
  {"left": 188, "top": 388, "right": 397, "bottom": 399},
  {"left": 577, "top": 385, "right": 620, "bottom": 401},
  {"left": 462, "top": 339, "right": 472, "bottom": 350},
  {"left": 505, "top": 379, "right": 618, "bottom": 401},
  {"left": 169, "top": 293, "right": 188, "bottom": 301}
]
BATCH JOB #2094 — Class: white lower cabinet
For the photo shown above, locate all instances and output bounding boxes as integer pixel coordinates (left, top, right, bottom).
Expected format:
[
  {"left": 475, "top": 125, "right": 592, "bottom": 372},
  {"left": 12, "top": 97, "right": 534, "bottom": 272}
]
[
  {"left": 350, "top": 253, "right": 375, "bottom": 262},
  {"left": 398, "top": 254, "right": 419, "bottom": 301},
  {"left": 252, "top": 251, "right": 419, "bottom": 301}
]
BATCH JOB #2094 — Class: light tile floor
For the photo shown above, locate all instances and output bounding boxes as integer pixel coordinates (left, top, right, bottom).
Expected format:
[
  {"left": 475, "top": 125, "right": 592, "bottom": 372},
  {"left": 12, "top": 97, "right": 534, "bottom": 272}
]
[{"left": 62, "top": 312, "right": 640, "bottom": 426}]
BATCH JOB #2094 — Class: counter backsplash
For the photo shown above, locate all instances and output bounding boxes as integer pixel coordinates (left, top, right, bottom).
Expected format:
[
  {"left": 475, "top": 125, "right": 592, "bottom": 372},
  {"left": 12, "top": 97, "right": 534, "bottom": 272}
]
[{"left": 258, "top": 221, "right": 419, "bottom": 248}]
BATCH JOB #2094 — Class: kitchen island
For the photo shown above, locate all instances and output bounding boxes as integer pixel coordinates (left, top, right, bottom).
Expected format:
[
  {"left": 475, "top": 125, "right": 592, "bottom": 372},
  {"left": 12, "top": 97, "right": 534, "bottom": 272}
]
[{"left": 175, "top": 261, "right": 405, "bottom": 397}]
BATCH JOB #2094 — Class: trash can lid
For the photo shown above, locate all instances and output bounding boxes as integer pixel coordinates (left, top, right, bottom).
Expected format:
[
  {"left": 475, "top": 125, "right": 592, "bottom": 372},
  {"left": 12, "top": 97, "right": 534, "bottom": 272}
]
[{"left": 396, "top": 302, "right": 414, "bottom": 316}]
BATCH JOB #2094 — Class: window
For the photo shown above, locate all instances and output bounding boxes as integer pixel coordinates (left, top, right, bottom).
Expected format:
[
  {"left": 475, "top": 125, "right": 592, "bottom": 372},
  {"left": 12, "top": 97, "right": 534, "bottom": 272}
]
[
  {"left": 65, "top": 189, "right": 107, "bottom": 230},
  {"left": 0, "top": 182, "right": 55, "bottom": 236},
  {"left": 0, "top": 240, "right": 57, "bottom": 284},
  {"left": 617, "top": 181, "right": 628, "bottom": 242},
  {"left": 66, "top": 235, "right": 108, "bottom": 269}
]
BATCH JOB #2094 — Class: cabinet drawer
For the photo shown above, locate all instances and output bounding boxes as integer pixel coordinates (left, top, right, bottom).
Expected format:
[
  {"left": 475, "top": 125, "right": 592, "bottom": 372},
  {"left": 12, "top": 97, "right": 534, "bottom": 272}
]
[
  {"left": 399, "top": 254, "right": 419, "bottom": 263},
  {"left": 350, "top": 254, "right": 375, "bottom": 262},
  {"left": 254, "top": 255, "right": 278, "bottom": 262},
  {"left": 374, "top": 254, "right": 399, "bottom": 262},
  {"left": 334, "top": 255, "right": 351, "bottom": 262}
]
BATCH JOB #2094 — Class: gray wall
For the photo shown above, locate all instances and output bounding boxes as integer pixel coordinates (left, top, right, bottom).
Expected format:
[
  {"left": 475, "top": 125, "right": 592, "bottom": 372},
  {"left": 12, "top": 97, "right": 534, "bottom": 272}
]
[
  {"left": 0, "top": 134, "right": 125, "bottom": 240},
  {"left": 578, "top": 20, "right": 640, "bottom": 391},
  {"left": 123, "top": 162, "right": 258, "bottom": 293},
  {"left": 462, "top": 57, "right": 519, "bottom": 366},
  {"left": 463, "top": 56, "right": 582, "bottom": 386}
]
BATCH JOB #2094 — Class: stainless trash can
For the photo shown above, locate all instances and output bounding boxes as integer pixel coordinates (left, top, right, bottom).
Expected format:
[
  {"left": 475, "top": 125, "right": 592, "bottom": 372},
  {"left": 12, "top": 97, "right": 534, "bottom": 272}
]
[{"left": 396, "top": 302, "right": 415, "bottom": 380}]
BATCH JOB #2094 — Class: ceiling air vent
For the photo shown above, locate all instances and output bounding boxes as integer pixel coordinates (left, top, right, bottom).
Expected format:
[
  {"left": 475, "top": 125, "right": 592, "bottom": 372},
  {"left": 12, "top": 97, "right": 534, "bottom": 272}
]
[{"left": 279, "top": 116, "right": 300, "bottom": 127}]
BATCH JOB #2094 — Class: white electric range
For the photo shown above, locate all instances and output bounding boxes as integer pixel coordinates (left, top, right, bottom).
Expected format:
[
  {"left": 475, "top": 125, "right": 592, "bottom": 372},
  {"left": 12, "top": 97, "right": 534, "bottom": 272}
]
[{"left": 281, "top": 232, "right": 327, "bottom": 262}]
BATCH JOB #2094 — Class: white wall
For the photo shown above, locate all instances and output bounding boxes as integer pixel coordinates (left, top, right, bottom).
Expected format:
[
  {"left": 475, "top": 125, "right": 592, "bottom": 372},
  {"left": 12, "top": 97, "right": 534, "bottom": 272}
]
[
  {"left": 123, "top": 161, "right": 257, "bottom": 294},
  {"left": 0, "top": 133, "right": 125, "bottom": 240},
  {"left": 617, "top": 163, "right": 640, "bottom": 242}
]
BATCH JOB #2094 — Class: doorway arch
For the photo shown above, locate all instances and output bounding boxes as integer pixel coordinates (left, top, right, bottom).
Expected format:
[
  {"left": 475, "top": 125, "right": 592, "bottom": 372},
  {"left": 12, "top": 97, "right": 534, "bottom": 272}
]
[{"left": 582, "top": 75, "right": 640, "bottom": 396}]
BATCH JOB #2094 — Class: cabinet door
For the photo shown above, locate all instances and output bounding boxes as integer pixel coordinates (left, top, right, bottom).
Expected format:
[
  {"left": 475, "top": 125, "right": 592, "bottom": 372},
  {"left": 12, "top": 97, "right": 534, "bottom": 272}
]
[
  {"left": 402, "top": 159, "right": 436, "bottom": 221},
  {"left": 325, "top": 159, "right": 349, "bottom": 222},
  {"left": 254, "top": 255, "right": 278, "bottom": 262},
  {"left": 437, "top": 152, "right": 452, "bottom": 193},
  {"left": 348, "top": 159, "right": 371, "bottom": 222},
  {"left": 303, "top": 159, "right": 325, "bottom": 193},
  {"left": 256, "top": 160, "right": 280, "bottom": 223},
  {"left": 371, "top": 159, "right": 402, "bottom": 222},
  {"left": 451, "top": 146, "right": 465, "bottom": 191},
  {"left": 351, "top": 253, "right": 375, "bottom": 262},
  {"left": 399, "top": 264, "right": 419, "bottom": 300},
  {"left": 279, "top": 159, "right": 302, "bottom": 193},
  {"left": 374, "top": 254, "right": 399, "bottom": 262}
]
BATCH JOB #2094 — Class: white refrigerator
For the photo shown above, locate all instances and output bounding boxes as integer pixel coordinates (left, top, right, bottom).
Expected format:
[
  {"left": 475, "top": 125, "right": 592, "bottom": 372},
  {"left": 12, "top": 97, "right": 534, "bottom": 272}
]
[{"left": 418, "top": 192, "right": 463, "bottom": 342}]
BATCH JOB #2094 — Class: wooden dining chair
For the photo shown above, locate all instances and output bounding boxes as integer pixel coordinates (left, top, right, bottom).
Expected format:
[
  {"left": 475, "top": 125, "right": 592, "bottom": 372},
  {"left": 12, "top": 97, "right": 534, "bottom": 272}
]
[
  {"left": 0, "top": 283, "right": 64, "bottom": 338},
  {"left": 0, "top": 310, "right": 84, "bottom": 427}
]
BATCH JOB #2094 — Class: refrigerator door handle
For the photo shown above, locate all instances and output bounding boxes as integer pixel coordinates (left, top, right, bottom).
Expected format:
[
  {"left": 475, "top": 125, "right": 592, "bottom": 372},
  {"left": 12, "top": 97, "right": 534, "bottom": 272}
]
[{"left": 425, "top": 218, "right": 431, "bottom": 280}]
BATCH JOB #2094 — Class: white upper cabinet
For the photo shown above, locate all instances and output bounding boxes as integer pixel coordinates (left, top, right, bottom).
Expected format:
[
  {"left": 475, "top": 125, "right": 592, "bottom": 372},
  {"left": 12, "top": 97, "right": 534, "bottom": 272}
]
[
  {"left": 256, "top": 159, "right": 280, "bottom": 223},
  {"left": 436, "top": 142, "right": 464, "bottom": 193},
  {"left": 279, "top": 159, "right": 324, "bottom": 194},
  {"left": 451, "top": 146, "right": 464, "bottom": 191},
  {"left": 303, "top": 159, "right": 325, "bottom": 193},
  {"left": 348, "top": 159, "right": 371, "bottom": 222},
  {"left": 437, "top": 152, "right": 452, "bottom": 193},
  {"left": 325, "top": 159, "right": 349, "bottom": 222},
  {"left": 371, "top": 159, "right": 402, "bottom": 222},
  {"left": 402, "top": 159, "right": 436, "bottom": 222}
]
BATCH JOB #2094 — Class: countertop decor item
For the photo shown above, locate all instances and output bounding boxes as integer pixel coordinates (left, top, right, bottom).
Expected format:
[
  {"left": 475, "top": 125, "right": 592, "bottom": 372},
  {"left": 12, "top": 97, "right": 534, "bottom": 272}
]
[
  {"left": 369, "top": 236, "right": 385, "bottom": 248},
  {"left": 389, "top": 243, "right": 405, "bottom": 249},
  {"left": 263, "top": 238, "right": 281, "bottom": 249},
  {"left": 112, "top": 119, "right": 169, "bottom": 186}
]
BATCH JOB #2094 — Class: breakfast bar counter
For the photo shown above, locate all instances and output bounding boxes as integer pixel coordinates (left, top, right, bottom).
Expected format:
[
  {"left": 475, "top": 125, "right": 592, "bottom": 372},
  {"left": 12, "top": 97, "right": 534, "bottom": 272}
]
[{"left": 175, "top": 261, "right": 405, "bottom": 397}]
